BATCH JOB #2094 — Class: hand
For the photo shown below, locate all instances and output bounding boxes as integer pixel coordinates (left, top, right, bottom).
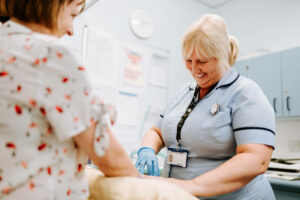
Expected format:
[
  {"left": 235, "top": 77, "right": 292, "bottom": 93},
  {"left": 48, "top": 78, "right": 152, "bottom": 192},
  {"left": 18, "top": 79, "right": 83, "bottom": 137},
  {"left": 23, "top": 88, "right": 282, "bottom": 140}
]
[{"left": 135, "top": 147, "right": 160, "bottom": 176}]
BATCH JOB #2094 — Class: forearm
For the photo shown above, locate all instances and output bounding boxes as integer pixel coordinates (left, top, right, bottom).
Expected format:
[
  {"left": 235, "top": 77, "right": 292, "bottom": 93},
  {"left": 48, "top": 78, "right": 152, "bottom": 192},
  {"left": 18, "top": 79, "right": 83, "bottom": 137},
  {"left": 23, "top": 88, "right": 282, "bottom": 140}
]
[
  {"left": 141, "top": 126, "right": 165, "bottom": 154},
  {"left": 189, "top": 153, "right": 264, "bottom": 196},
  {"left": 93, "top": 130, "right": 139, "bottom": 177},
  {"left": 154, "top": 145, "right": 272, "bottom": 197}
]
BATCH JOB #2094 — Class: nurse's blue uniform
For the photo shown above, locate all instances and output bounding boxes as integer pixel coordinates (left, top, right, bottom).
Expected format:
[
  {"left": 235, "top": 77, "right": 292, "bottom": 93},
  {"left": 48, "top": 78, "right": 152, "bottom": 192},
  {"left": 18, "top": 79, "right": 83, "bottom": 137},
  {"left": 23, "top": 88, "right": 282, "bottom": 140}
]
[{"left": 156, "top": 68, "right": 276, "bottom": 200}]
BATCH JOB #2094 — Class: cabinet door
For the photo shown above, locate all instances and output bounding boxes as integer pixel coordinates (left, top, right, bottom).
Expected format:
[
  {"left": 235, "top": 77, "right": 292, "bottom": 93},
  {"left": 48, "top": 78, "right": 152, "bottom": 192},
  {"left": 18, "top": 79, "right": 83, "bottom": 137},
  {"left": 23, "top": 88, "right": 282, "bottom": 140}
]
[
  {"left": 281, "top": 47, "right": 300, "bottom": 117},
  {"left": 233, "top": 59, "right": 248, "bottom": 77},
  {"left": 248, "top": 53, "right": 283, "bottom": 117}
]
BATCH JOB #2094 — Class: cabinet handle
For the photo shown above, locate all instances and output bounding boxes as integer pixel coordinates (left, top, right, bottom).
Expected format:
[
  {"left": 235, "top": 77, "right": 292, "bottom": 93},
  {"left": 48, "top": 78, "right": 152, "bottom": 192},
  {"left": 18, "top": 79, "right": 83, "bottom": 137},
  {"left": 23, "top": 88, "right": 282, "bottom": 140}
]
[
  {"left": 286, "top": 96, "right": 291, "bottom": 111},
  {"left": 273, "top": 98, "right": 277, "bottom": 113}
]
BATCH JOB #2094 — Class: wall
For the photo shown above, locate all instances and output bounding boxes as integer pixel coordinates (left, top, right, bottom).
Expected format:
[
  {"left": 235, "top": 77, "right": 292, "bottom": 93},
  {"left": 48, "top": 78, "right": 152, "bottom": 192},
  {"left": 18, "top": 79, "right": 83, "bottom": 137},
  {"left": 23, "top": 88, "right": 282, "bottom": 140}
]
[
  {"left": 214, "top": 0, "right": 300, "bottom": 158},
  {"left": 68, "top": 0, "right": 211, "bottom": 99},
  {"left": 214, "top": 0, "right": 300, "bottom": 57}
]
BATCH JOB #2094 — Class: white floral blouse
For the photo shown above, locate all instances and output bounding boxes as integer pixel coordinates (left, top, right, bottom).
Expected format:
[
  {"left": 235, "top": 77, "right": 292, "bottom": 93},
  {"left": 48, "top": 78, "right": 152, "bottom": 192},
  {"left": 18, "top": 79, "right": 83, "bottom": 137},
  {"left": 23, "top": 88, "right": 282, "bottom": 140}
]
[{"left": 0, "top": 21, "right": 111, "bottom": 199}]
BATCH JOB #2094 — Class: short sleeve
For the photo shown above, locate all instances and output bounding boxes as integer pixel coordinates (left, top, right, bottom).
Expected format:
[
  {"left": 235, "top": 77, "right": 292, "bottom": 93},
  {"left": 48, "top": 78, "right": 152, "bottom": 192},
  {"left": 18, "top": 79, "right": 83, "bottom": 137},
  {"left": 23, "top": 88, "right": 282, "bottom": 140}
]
[
  {"left": 37, "top": 42, "right": 109, "bottom": 154},
  {"left": 231, "top": 81, "right": 275, "bottom": 148}
]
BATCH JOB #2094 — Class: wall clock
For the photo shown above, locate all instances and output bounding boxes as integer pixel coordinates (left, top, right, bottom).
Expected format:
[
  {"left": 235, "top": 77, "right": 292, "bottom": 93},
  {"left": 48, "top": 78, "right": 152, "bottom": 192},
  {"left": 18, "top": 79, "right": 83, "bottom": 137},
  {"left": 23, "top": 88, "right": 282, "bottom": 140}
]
[{"left": 130, "top": 10, "right": 154, "bottom": 39}]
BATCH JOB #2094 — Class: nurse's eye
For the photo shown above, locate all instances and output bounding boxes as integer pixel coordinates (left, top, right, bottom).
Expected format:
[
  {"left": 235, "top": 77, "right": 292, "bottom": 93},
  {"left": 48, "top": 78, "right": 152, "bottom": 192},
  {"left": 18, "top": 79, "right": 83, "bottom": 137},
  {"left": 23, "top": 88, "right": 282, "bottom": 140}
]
[
  {"left": 185, "top": 59, "right": 192, "bottom": 63},
  {"left": 197, "top": 60, "right": 207, "bottom": 64}
]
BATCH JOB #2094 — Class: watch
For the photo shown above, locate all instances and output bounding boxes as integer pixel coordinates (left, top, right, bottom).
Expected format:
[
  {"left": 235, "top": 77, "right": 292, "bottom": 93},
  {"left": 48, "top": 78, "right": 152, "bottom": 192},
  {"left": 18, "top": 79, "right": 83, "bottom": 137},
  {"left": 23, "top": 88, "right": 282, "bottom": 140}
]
[{"left": 129, "top": 10, "right": 154, "bottom": 39}]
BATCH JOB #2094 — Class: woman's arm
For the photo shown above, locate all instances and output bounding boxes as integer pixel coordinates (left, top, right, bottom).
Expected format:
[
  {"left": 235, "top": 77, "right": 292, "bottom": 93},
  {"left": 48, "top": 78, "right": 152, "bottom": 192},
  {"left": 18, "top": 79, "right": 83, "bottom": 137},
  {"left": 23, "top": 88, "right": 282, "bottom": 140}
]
[
  {"left": 140, "top": 126, "right": 165, "bottom": 153},
  {"left": 73, "top": 122, "right": 140, "bottom": 177},
  {"left": 160, "top": 143, "right": 273, "bottom": 197}
]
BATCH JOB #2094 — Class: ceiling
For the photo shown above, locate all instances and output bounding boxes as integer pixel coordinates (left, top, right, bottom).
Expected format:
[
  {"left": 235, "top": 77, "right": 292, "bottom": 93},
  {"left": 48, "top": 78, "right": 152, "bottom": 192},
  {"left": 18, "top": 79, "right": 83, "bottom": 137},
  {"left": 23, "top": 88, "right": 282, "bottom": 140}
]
[{"left": 195, "top": 0, "right": 233, "bottom": 8}]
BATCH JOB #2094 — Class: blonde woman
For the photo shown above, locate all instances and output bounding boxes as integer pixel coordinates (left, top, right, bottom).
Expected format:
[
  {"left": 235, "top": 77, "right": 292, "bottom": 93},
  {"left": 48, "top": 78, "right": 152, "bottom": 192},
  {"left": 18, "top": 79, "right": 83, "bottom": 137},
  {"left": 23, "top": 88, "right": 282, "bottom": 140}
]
[{"left": 136, "top": 14, "right": 276, "bottom": 199}]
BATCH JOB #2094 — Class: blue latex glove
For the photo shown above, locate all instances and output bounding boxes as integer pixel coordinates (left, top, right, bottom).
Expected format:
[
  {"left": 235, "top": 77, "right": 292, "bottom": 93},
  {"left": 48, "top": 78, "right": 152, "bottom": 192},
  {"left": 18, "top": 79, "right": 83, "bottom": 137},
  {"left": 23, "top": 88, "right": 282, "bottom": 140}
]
[{"left": 135, "top": 147, "right": 160, "bottom": 176}]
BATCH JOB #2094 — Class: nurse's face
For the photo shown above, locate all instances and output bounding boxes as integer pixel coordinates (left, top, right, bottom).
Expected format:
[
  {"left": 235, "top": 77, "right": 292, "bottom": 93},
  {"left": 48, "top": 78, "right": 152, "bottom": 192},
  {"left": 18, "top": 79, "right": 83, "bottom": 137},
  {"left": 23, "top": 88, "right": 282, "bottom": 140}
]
[
  {"left": 55, "top": 0, "right": 84, "bottom": 37},
  {"left": 185, "top": 49, "right": 226, "bottom": 89}
]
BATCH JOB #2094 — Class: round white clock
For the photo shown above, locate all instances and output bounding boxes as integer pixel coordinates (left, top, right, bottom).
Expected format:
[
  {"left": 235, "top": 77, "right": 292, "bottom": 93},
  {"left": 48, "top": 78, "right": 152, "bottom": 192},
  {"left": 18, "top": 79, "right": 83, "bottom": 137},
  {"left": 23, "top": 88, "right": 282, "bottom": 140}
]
[{"left": 130, "top": 10, "right": 154, "bottom": 39}]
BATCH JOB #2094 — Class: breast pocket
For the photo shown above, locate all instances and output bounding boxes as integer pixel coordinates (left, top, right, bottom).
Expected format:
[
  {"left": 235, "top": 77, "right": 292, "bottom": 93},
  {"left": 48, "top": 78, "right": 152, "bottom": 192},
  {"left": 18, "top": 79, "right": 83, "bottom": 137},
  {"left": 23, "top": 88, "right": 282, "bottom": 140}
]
[{"left": 204, "top": 106, "right": 233, "bottom": 144}]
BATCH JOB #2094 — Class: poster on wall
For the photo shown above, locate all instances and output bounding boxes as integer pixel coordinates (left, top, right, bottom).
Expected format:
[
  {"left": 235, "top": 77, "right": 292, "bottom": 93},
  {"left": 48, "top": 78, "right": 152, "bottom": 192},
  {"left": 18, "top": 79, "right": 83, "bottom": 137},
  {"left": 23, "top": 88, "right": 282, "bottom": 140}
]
[
  {"left": 149, "top": 53, "right": 169, "bottom": 88},
  {"left": 116, "top": 91, "right": 139, "bottom": 126},
  {"left": 84, "top": 26, "right": 119, "bottom": 88},
  {"left": 121, "top": 46, "right": 146, "bottom": 88}
]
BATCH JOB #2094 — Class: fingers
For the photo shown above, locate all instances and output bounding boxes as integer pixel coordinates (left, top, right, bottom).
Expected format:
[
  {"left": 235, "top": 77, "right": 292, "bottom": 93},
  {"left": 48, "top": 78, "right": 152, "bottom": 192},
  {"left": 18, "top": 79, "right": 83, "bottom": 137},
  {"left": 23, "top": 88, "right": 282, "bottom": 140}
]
[
  {"left": 138, "top": 158, "right": 147, "bottom": 175},
  {"left": 153, "top": 158, "right": 160, "bottom": 176},
  {"left": 146, "top": 160, "right": 154, "bottom": 176}
]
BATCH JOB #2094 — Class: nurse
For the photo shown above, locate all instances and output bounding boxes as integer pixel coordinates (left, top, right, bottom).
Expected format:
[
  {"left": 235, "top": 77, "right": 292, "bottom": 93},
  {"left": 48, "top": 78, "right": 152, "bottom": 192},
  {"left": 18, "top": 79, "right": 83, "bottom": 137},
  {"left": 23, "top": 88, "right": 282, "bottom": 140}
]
[{"left": 135, "top": 14, "right": 276, "bottom": 199}]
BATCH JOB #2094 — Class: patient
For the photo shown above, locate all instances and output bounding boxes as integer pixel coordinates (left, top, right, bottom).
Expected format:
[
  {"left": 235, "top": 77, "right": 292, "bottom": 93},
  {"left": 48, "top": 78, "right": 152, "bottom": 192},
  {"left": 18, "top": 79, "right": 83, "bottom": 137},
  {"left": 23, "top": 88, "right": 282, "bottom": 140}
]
[{"left": 0, "top": 0, "right": 139, "bottom": 199}]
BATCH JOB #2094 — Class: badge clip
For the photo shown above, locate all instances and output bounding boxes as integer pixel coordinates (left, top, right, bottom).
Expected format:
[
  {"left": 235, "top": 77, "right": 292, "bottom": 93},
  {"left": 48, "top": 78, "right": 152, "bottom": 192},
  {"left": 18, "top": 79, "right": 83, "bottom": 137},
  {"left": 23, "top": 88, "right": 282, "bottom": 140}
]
[{"left": 210, "top": 103, "right": 220, "bottom": 115}]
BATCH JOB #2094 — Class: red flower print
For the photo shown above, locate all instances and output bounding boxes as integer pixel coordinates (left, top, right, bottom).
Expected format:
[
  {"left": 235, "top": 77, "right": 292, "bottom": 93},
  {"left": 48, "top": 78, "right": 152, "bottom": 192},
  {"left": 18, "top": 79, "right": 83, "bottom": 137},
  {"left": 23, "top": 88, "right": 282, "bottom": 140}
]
[
  {"left": 17, "top": 85, "right": 22, "bottom": 92},
  {"left": 0, "top": 71, "right": 8, "bottom": 77},
  {"left": 38, "top": 143, "right": 47, "bottom": 151},
  {"left": 73, "top": 117, "right": 79, "bottom": 122},
  {"left": 29, "top": 123, "right": 37, "bottom": 128},
  {"left": 24, "top": 45, "right": 31, "bottom": 50},
  {"left": 90, "top": 118, "right": 95, "bottom": 125},
  {"left": 96, "top": 137, "right": 100, "bottom": 142},
  {"left": 35, "top": 59, "right": 40, "bottom": 65},
  {"left": 63, "top": 148, "right": 68, "bottom": 154},
  {"left": 6, "top": 142, "right": 16, "bottom": 149},
  {"left": 29, "top": 99, "right": 37, "bottom": 107},
  {"left": 42, "top": 57, "right": 47, "bottom": 63},
  {"left": 59, "top": 170, "right": 65, "bottom": 175},
  {"left": 25, "top": 37, "right": 30, "bottom": 42},
  {"left": 78, "top": 163, "right": 82, "bottom": 173},
  {"left": 21, "top": 162, "right": 28, "bottom": 169},
  {"left": 40, "top": 107, "right": 46, "bottom": 115},
  {"left": 29, "top": 181, "right": 35, "bottom": 190},
  {"left": 47, "top": 167, "right": 51, "bottom": 175},
  {"left": 78, "top": 66, "right": 85, "bottom": 71},
  {"left": 90, "top": 99, "right": 96, "bottom": 105},
  {"left": 84, "top": 91, "right": 89, "bottom": 96},
  {"left": 7, "top": 56, "right": 16, "bottom": 64},
  {"left": 67, "top": 189, "right": 71, "bottom": 196},
  {"left": 62, "top": 77, "right": 68, "bottom": 83},
  {"left": 0, "top": 176, "right": 2, "bottom": 181},
  {"left": 56, "top": 51, "right": 63, "bottom": 59},
  {"left": 47, "top": 125, "right": 52, "bottom": 134},
  {"left": 55, "top": 106, "right": 63, "bottom": 113},
  {"left": 15, "top": 105, "right": 22, "bottom": 115},
  {"left": 64, "top": 94, "right": 71, "bottom": 100},
  {"left": 46, "top": 87, "right": 52, "bottom": 93},
  {"left": 2, "top": 187, "right": 12, "bottom": 194},
  {"left": 82, "top": 189, "right": 87, "bottom": 193}
]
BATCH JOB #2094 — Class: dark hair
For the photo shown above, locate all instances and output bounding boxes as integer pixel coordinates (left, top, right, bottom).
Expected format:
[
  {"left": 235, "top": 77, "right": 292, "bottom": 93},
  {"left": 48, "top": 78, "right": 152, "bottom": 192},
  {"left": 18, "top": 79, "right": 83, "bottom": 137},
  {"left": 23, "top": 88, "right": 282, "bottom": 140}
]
[{"left": 0, "top": 0, "right": 85, "bottom": 28}]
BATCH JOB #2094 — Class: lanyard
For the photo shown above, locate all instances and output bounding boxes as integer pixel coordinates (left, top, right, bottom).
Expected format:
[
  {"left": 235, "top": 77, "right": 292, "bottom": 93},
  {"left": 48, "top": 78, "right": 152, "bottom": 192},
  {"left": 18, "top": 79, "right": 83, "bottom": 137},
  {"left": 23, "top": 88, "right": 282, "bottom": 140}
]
[{"left": 176, "top": 83, "right": 217, "bottom": 147}]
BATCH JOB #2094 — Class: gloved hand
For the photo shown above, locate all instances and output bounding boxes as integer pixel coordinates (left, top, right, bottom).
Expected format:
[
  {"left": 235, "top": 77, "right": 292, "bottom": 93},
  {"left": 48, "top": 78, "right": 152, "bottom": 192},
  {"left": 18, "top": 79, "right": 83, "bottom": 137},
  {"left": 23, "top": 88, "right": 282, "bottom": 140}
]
[{"left": 135, "top": 147, "right": 160, "bottom": 176}]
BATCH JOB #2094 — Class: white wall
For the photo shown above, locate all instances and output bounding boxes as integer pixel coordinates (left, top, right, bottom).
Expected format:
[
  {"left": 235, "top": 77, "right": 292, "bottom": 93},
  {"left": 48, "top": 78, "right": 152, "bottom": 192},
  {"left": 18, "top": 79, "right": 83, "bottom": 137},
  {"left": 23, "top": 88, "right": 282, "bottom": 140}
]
[
  {"left": 69, "top": 0, "right": 211, "bottom": 99},
  {"left": 214, "top": 0, "right": 300, "bottom": 158},
  {"left": 214, "top": 0, "right": 300, "bottom": 57}
]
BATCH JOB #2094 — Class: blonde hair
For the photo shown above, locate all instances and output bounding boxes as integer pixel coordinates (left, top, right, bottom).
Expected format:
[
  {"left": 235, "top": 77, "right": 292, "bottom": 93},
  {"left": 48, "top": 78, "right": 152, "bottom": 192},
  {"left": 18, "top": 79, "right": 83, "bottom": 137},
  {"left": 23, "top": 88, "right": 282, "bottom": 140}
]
[{"left": 182, "top": 14, "right": 239, "bottom": 69}]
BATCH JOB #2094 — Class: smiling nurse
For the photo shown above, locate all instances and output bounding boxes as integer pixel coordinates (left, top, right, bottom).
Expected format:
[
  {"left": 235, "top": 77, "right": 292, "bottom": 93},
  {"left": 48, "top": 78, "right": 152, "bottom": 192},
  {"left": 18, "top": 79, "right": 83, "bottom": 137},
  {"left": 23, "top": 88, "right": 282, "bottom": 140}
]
[{"left": 136, "top": 14, "right": 276, "bottom": 200}]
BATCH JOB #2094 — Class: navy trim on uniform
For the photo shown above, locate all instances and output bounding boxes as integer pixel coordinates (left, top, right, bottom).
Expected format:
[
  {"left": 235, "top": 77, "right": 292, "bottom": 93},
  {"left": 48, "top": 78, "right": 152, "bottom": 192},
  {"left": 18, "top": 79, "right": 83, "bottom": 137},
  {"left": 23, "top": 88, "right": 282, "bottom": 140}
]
[
  {"left": 233, "top": 127, "right": 275, "bottom": 135},
  {"left": 216, "top": 74, "right": 240, "bottom": 90}
]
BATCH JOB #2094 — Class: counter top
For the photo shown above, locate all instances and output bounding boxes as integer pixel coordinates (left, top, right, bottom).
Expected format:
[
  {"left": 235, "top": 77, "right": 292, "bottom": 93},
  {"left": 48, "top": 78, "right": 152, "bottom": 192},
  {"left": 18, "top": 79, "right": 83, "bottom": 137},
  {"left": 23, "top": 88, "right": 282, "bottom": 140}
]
[{"left": 268, "top": 177, "right": 300, "bottom": 193}]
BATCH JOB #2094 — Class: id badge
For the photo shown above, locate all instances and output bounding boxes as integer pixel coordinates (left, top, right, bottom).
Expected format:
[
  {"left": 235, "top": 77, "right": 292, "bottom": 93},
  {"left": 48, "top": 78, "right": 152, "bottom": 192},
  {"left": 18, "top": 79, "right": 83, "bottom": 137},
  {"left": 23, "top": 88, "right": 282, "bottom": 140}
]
[{"left": 167, "top": 148, "right": 189, "bottom": 168}]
